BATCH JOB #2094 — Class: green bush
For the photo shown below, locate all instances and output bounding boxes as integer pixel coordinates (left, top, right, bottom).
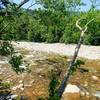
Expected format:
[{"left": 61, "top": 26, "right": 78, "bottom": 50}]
[
  {"left": 38, "top": 70, "right": 60, "bottom": 100},
  {"left": 1, "top": 33, "right": 15, "bottom": 41},
  {"left": 0, "top": 41, "right": 14, "bottom": 56},
  {"left": 0, "top": 82, "right": 11, "bottom": 89},
  {"left": 9, "top": 54, "right": 23, "bottom": 74},
  {"left": 0, "top": 79, "right": 11, "bottom": 94},
  {"left": 83, "top": 34, "right": 93, "bottom": 45},
  {"left": 70, "top": 60, "right": 85, "bottom": 75}
]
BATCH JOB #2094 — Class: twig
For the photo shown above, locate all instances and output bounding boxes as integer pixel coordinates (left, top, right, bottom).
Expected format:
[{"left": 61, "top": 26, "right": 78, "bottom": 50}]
[{"left": 27, "top": 3, "right": 37, "bottom": 9}]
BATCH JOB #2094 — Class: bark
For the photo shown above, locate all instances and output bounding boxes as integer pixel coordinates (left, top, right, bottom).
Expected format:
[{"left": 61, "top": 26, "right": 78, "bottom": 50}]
[{"left": 57, "top": 18, "right": 94, "bottom": 97}]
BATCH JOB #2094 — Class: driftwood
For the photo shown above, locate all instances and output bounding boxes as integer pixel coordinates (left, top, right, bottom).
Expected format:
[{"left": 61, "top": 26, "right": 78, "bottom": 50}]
[{"left": 57, "top": 18, "right": 94, "bottom": 97}]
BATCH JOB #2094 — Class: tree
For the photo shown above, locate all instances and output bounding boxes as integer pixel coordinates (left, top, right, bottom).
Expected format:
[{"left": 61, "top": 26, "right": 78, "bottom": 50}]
[{"left": 90, "top": 0, "right": 100, "bottom": 10}]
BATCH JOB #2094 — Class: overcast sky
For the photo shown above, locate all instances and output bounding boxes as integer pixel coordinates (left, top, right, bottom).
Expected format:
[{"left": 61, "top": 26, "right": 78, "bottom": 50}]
[{"left": 12, "top": 0, "right": 100, "bottom": 11}]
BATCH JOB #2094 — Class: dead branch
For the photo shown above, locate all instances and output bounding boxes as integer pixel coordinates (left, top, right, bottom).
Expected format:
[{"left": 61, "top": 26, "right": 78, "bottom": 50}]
[
  {"left": 76, "top": 18, "right": 83, "bottom": 31},
  {"left": 27, "top": 3, "right": 37, "bottom": 9},
  {"left": 57, "top": 18, "right": 94, "bottom": 98},
  {"left": 17, "top": 0, "right": 30, "bottom": 9}
]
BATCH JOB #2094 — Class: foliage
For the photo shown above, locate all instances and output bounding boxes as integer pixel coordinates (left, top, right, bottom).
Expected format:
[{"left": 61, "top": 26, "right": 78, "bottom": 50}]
[
  {"left": 0, "top": 81, "right": 11, "bottom": 89},
  {"left": 9, "top": 54, "right": 24, "bottom": 74},
  {"left": 48, "top": 70, "right": 60, "bottom": 99},
  {"left": 70, "top": 59, "right": 85, "bottom": 75},
  {"left": 0, "top": 0, "right": 100, "bottom": 45},
  {"left": 0, "top": 40, "right": 25, "bottom": 74},
  {"left": 0, "top": 79, "right": 11, "bottom": 95},
  {"left": 0, "top": 41, "right": 14, "bottom": 56},
  {"left": 38, "top": 70, "right": 60, "bottom": 100}
]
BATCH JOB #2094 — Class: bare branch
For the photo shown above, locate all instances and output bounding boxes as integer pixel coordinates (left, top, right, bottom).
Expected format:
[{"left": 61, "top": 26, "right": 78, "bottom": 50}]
[
  {"left": 83, "top": 18, "right": 95, "bottom": 32},
  {"left": 57, "top": 18, "right": 95, "bottom": 98},
  {"left": 76, "top": 18, "right": 95, "bottom": 33},
  {"left": 1, "top": 0, "right": 11, "bottom": 7},
  {"left": 17, "top": 0, "right": 30, "bottom": 9},
  {"left": 27, "top": 3, "right": 37, "bottom": 9},
  {"left": 85, "top": 18, "right": 95, "bottom": 27},
  {"left": 83, "top": 26, "right": 87, "bottom": 33},
  {"left": 76, "top": 18, "right": 82, "bottom": 31}
]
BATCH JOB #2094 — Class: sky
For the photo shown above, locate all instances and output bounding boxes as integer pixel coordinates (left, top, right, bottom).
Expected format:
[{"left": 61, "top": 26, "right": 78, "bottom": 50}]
[{"left": 12, "top": 0, "right": 100, "bottom": 11}]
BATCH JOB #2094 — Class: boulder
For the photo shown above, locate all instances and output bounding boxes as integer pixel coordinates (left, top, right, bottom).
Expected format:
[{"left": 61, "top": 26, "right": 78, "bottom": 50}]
[{"left": 62, "top": 84, "right": 81, "bottom": 100}]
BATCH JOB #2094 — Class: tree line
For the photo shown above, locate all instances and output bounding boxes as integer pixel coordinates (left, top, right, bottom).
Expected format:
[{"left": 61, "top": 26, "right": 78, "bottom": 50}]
[{"left": 0, "top": 0, "right": 100, "bottom": 45}]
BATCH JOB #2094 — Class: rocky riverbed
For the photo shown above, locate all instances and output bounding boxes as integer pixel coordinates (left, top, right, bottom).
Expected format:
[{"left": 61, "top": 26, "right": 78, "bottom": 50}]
[
  {"left": 0, "top": 42, "right": 100, "bottom": 100},
  {"left": 13, "top": 42, "right": 100, "bottom": 60}
]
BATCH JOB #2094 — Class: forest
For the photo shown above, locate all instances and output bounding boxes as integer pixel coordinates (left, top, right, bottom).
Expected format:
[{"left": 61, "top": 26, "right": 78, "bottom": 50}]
[{"left": 0, "top": 0, "right": 100, "bottom": 45}]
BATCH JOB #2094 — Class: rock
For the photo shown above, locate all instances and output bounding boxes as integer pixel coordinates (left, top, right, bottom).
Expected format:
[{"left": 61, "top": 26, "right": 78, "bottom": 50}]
[
  {"left": 29, "top": 80, "right": 34, "bottom": 84},
  {"left": 24, "top": 84, "right": 32, "bottom": 87},
  {"left": 6, "top": 94, "right": 18, "bottom": 100},
  {"left": 86, "top": 92, "right": 89, "bottom": 96},
  {"left": 19, "top": 64, "right": 27, "bottom": 69},
  {"left": 92, "top": 76, "right": 99, "bottom": 81},
  {"left": 0, "top": 71, "right": 3, "bottom": 74},
  {"left": 84, "top": 81, "right": 88, "bottom": 87},
  {"left": 24, "top": 55, "right": 34, "bottom": 58},
  {"left": 62, "top": 93, "right": 81, "bottom": 100},
  {"left": 62, "top": 84, "right": 81, "bottom": 100},
  {"left": 64, "top": 84, "right": 80, "bottom": 93},
  {"left": 10, "top": 94, "right": 18, "bottom": 99},
  {"left": 94, "top": 91, "right": 100, "bottom": 98},
  {"left": 19, "top": 80, "right": 23, "bottom": 84},
  {"left": 0, "top": 61, "right": 8, "bottom": 64},
  {"left": 12, "top": 84, "right": 23, "bottom": 91},
  {"left": 67, "top": 59, "right": 71, "bottom": 62},
  {"left": 80, "top": 91, "right": 85, "bottom": 96},
  {"left": 20, "top": 87, "right": 24, "bottom": 91},
  {"left": 15, "top": 53, "right": 21, "bottom": 56}
]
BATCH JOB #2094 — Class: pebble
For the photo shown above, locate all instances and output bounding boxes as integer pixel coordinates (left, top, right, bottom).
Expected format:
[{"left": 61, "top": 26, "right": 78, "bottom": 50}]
[
  {"left": 10, "top": 95, "right": 18, "bottom": 99},
  {"left": 80, "top": 91, "right": 85, "bottom": 96},
  {"left": 6, "top": 95, "right": 18, "bottom": 100},
  {"left": 92, "top": 76, "right": 99, "bottom": 81},
  {"left": 20, "top": 87, "right": 24, "bottom": 91},
  {"left": 19, "top": 65, "right": 27, "bottom": 69},
  {"left": 19, "top": 80, "right": 23, "bottom": 84},
  {"left": 84, "top": 81, "right": 88, "bottom": 87},
  {"left": 12, "top": 84, "right": 23, "bottom": 91}
]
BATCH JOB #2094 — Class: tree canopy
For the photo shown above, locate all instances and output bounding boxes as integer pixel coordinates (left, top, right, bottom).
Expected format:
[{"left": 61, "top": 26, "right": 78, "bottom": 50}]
[{"left": 0, "top": 0, "right": 100, "bottom": 45}]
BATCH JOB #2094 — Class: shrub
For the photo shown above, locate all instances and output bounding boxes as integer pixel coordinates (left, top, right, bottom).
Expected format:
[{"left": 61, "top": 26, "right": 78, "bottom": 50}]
[
  {"left": 83, "top": 34, "right": 93, "bottom": 45},
  {"left": 9, "top": 54, "right": 24, "bottom": 74},
  {"left": 38, "top": 70, "right": 60, "bottom": 100},
  {"left": 0, "top": 41, "right": 14, "bottom": 56},
  {"left": 70, "top": 59, "right": 85, "bottom": 75},
  {"left": 0, "top": 79, "right": 11, "bottom": 95},
  {"left": 1, "top": 33, "right": 15, "bottom": 41},
  {"left": 0, "top": 82, "right": 11, "bottom": 89}
]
